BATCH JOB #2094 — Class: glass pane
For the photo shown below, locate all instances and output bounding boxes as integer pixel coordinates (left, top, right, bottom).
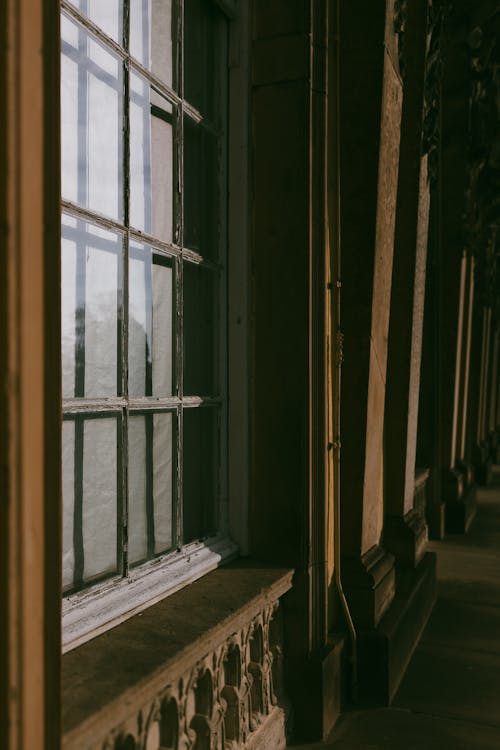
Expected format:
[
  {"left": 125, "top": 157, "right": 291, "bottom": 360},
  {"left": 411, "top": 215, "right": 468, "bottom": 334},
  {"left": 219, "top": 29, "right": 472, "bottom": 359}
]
[
  {"left": 183, "top": 262, "right": 217, "bottom": 396},
  {"left": 129, "top": 243, "right": 174, "bottom": 397},
  {"left": 130, "top": 0, "right": 175, "bottom": 88},
  {"left": 128, "top": 412, "right": 174, "bottom": 564},
  {"left": 61, "top": 15, "right": 123, "bottom": 221},
  {"left": 184, "top": 0, "right": 221, "bottom": 119},
  {"left": 62, "top": 420, "right": 76, "bottom": 591},
  {"left": 183, "top": 407, "right": 218, "bottom": 543},
  {"left": 66, "top": 1, "right": 123, "bottom": 43},
  {"left": 130, "top": 72, "right": 174, "bottom": 242},
  {"left": 153, "top": 412, "right": 174, "bottom": 553},
  {"left": 61, "top": 214, "right": 121, "bottom": 398},
  {"left": 82, "top": 418, "right": 118, "bottom": 582},
  {"left": 61, "top": 215, "right": 78, "bottom": 398},
  {"left": 184, "top": 117, "right": 218, "bottom": 258},
  {"left": 128, "top": 415, "right": 147, "bottom": 563}
]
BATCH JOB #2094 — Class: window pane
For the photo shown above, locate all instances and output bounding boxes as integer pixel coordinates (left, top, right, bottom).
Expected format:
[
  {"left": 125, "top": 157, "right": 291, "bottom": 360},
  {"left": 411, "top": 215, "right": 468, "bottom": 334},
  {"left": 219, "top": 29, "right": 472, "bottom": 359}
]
[
  {"left": 183, "top": 262, "right": 217, "bottom": 396},
  {"left": 130, "top": 0, "right": 175, "bottom": 89},
  {"left": 184, "top": 0, "right": 220, "bottom": 119},
  {"left": 61, "top": 16, "right": 123, "bottom": 221},
  {"left": 61, "top": 215, "right": 121, "bottom": 398},
  {"left": 128, "top": 412, "right": 174, "bottom": 564},
  {"left": 130, "top": 72, "right": 174, "bottom": 243},
  {"left": 66, "top": 0, "right": 123, "bottom": 43},
  {"left": 62, "top": 416, "right": 119, "bottom": 590},
  {"left": 61, "top": 215, "right": 78, "bottom": 398},
  {"left": 184, "top": 117, "right": 218, "bottom": 258},
  {"left": 129, "top": 243, "right": 174, "bottom": 397},
  {"left": 82, "top": 418, "right": 118, "bottom": 582},
  {"left": 183, "top": 407, "right": 218, "bottom": 543},
  {"left": 62, "top": 420, "right": 76, "bottom": 591}
]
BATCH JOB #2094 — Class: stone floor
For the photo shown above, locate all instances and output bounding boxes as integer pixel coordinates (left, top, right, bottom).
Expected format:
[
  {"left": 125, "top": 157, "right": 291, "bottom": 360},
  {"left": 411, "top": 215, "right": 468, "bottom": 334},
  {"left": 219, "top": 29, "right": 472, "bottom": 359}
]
[{"left": 291, "top": 470, "right": 500, "bottom": 749}]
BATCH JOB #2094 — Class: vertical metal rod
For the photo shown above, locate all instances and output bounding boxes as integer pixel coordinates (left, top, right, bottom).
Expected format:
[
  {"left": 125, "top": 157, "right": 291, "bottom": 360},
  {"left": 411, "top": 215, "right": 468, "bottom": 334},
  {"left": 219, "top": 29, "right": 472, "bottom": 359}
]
[{"left": 331, "top": 0, "right": 358, "bottom": 704}]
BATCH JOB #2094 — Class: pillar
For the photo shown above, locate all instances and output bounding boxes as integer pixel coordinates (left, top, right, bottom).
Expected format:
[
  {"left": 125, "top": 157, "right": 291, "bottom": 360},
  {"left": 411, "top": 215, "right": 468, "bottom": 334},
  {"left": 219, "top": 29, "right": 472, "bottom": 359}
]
[
  {"left": 417, "top": 191, "right": 445, "bottom": 538},
  {"left": 473, "top": 306, "right": 493, "bottom": 484},
  {"left": 486, "top": 327, "right": 499, "bottom": 457},
  {"left": 385, "top": 0, "right": 430, "bottom": 569},
  {"left": 438, "top": 14, "right": 477, "bottom": 530},
  {"left": 455, "top": 254, "right": 475, "bottom": 482},
  {"left": 340, "top": 0, "right": 400, "bottom": 636}
]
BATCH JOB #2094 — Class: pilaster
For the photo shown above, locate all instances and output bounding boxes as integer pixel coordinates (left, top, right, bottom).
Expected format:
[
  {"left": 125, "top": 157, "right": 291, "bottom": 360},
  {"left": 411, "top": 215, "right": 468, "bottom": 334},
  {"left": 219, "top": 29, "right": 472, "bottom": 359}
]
[
  {"left": 340, "top": 0, "right": 400, "bottom": 635},
  {"left": 338, "top": 0, "right": 438, "bottom": 706},
  {"left": 455, "top": 256, "right": 475, "bottom": 471},
  {"left": 250, "top": 1, "right": 339, "bottom": 740},
  {"left": 438, "top": 15, "right": 478, "bottom": 530},
  {"left": 384, "top": 0, "right": 430, "bottom": 567},
  {"left": 473, "top": 306, "right": 493, "bottom": 485}
]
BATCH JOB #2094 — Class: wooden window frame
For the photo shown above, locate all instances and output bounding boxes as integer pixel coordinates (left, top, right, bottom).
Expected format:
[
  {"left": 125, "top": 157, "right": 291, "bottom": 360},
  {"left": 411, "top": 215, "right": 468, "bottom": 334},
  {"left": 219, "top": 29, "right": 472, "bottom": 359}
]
[{"left": 60, "top": 0, "right": 241, "bottom": 652}]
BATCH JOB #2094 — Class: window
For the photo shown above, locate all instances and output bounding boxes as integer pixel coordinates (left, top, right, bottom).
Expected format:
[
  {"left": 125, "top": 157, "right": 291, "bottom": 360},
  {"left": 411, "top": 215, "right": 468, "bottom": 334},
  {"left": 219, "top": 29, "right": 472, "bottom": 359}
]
[{"left": 61, "top": 0, "right": 236, "bottom": 650}]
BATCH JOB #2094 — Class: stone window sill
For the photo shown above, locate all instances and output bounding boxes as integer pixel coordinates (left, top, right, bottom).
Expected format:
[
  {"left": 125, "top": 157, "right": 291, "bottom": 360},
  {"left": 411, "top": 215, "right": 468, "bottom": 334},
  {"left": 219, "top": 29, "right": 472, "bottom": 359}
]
[{"left": 62, "top": 559, "right": 294, "bottom": 749}]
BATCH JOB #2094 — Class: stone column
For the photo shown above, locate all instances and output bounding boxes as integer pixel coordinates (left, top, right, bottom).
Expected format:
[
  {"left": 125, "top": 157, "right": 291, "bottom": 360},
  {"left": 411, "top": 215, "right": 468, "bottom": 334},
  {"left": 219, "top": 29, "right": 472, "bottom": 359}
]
[
  {"left": 449, "top": 252, "right": 468, "bottom": 471},
  {"left": 456, "top": 254, "right": 475, "bottom": 483},
  {"left": 384, "top": 0, "right": 430, "bottom": 569},
  {"left": 473, "top": 306, "right": 493, "bottom": 484},
  {"left": 340, "top": 0, "right": 400, "bottom": 633},
  {"left": 463, "top": 285, "right": 482, "bottom": 483},
  {"left": 440, "top": 248, "right": 471, "bottom": 530},
  {"left": 495, "top": 334, "right": 500, "bottom": 460},
  {"left": 417, "top": 193, "right": 446, "bottom": 539},
  {"left": 487, "top": 328, "right": 499, "bottom": 456},
  {"left": 438, "top": 19, "right": 477, "bottom": 531},
  {"left": 338, "top": 0, "right": 438, "bottom": 707}
]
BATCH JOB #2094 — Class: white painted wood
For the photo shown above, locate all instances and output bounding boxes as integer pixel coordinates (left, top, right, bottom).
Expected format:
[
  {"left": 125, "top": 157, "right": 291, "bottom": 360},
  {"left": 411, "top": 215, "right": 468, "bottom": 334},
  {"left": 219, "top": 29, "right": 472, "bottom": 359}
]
[{"left": 62, "top": 535, "right": 238, "bottom": 652}]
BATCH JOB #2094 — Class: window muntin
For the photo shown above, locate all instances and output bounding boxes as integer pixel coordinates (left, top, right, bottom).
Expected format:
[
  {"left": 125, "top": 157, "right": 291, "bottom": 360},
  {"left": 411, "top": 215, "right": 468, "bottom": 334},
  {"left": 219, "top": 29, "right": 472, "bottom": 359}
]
[{"left": 61, "top": 0, "right": 228, "bottom": 598}]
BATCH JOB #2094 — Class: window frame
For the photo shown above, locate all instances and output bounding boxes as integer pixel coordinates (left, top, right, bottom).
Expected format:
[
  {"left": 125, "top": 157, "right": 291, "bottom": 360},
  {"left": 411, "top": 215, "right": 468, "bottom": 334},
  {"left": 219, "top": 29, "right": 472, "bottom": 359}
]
[{"left": 60, "top": 0, "right": 244, "bottom": 652}]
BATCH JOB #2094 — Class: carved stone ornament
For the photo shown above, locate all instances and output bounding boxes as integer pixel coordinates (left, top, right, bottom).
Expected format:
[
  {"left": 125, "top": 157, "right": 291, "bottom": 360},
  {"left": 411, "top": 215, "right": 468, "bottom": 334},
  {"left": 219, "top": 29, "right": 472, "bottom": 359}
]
[
  {"left": 462, "top": 9, "right": 500, "bottom": 309},
  {"left": 394, "top": 0, "right": 408, "bottom": 81},
  {"left": 421, "top": 0, "right": 449, "bottom": 184},
  {"left": 95, "top": 601, "right": 286, "bottom": 750}
]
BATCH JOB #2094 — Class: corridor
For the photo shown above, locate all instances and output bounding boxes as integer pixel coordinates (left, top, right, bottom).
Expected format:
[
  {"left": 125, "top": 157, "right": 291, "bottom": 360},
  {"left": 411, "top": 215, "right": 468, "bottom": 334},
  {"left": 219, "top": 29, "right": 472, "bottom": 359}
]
[{"left": 293, "top": 469, "right": 500, "bottom": 750}]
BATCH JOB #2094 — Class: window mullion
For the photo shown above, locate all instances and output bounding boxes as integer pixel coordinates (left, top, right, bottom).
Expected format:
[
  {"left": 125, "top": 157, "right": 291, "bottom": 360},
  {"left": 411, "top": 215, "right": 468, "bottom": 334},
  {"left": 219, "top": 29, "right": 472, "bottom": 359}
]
[
  {"left": 122, "top": 0, "right": 131, "bottom": 579},
  {"left": 217, "top": 18, "right": 229, "bottom": 535},
  {"left": 175, "top": 0, "right": 185, "bottom": 551}
]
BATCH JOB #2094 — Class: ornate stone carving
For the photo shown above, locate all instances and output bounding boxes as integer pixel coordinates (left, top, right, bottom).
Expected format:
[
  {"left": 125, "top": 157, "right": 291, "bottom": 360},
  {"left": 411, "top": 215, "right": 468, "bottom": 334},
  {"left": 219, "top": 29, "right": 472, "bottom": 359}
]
[
  {"left": 462, "top": 10, "right": 500, "bottom": 309},
  {"left": 422, "top": 0, "right": 448, "bottom": 185},
  {"left": 394, "top": 0, "right": 409, "bottom": 81},
  {"left": 96, "top": 601, "right": 286, "bottom": 750}
]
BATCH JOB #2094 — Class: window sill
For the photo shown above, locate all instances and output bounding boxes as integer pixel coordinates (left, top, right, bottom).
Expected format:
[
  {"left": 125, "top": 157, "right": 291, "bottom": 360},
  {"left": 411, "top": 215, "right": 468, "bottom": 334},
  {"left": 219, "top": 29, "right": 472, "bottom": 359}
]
[
  {"left": 62, "top": 535, "right": 239, "bottom": 652},
  {"left": 62, "top": 559, "right": 294, "bottom": 749}
]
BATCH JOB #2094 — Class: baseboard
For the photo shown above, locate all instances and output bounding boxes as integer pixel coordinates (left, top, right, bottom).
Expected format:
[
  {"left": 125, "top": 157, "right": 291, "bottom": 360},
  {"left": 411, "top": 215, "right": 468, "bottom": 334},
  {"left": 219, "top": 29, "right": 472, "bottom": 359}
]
[
  {"left": 445, "top": 482, "right": 477, "bottom": 533},
  {"left": 288, "top": 635, "right": 345, "bottom": 743},
  {"left": 355, "top": 551, "right": 437, "bottom": 705},
  {"left": 426, "top": 500, "right": 446, "bottom": 540},
  {"left": 475, "top": 457, "right": 493, "bottom": 487}
]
